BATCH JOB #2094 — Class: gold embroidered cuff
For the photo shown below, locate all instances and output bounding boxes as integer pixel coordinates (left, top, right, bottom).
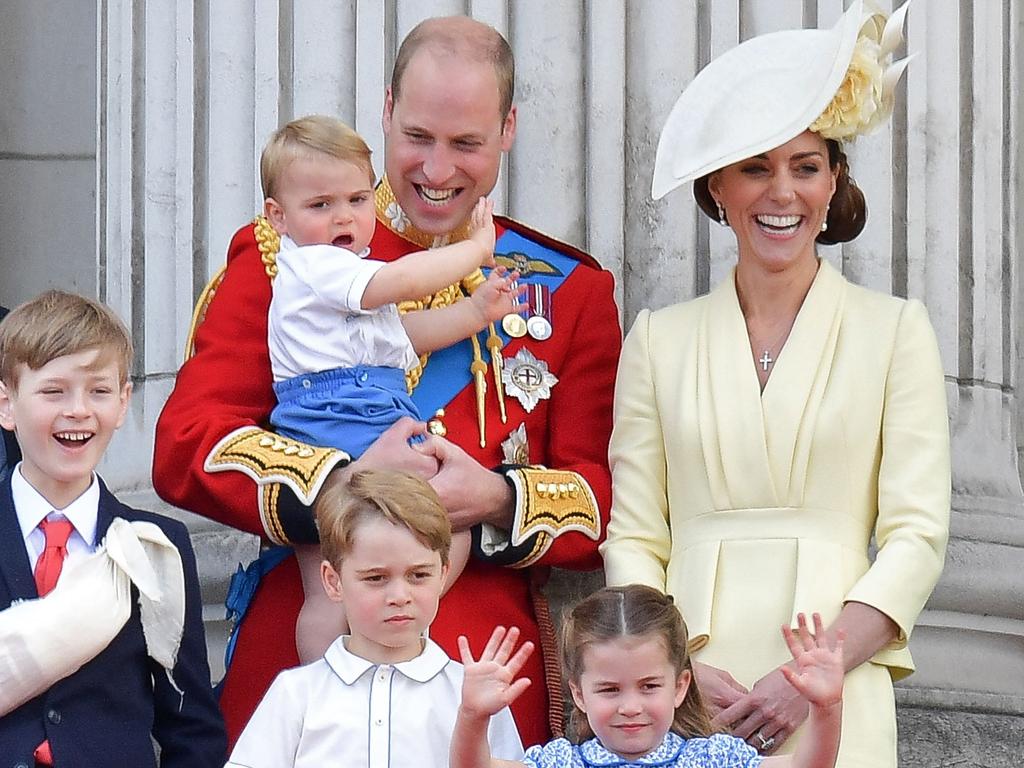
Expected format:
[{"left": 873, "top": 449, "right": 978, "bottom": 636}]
[
  {"left": 205, "top": 427, "right": 349, "bottom": 544},
  {"left": 505, "top": 467, "right": 601, "bottom": 558}
]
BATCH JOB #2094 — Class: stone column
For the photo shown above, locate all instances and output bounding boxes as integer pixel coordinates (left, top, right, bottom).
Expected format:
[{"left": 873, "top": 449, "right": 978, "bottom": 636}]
[{"left": 893, "top": 2, "right": 1024, "bottom": 762}]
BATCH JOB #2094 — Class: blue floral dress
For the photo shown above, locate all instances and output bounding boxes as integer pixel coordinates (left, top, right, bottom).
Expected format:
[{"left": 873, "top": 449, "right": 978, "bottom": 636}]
[{"left": 522, "top": 732, "right": 762, "bottom": 767}]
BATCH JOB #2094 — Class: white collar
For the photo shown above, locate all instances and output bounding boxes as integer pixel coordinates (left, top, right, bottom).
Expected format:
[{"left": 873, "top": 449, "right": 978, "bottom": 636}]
[
  {"left": 324, "top": 635, "right": 451, "bottom": 685},
  {"left": 280, "top": 234, "right": 371, "bottom": 260},
  {"left": 12, "top": 464, "right": 99, "bottom": 546}
]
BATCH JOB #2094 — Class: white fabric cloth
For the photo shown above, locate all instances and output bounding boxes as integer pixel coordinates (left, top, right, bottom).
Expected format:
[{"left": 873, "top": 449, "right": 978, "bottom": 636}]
[
  {"left": 226, "top": 636, "right": 524, "bottom": 768},
  {"left": 268, "top": 235, "right": 418, "bottom": 381},
  {"left": 0, "top": 516, "right": 186, "bottom": 716},
  {"left": 14, "top": 465, "right": 100, "bottom": 562}
]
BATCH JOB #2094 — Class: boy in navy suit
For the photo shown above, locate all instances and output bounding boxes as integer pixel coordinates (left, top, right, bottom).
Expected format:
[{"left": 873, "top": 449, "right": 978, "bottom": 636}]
[{"left": 0, "top": 291, "right": 225, "bottom": 767}]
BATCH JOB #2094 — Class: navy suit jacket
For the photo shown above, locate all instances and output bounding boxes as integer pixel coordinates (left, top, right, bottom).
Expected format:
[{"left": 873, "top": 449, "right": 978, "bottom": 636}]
[{"left": 0, "top": 473, "right": 226, "bottom": 767}]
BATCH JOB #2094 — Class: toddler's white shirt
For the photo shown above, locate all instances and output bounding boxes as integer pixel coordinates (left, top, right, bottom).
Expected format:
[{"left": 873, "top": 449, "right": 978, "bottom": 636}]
[{"left": 267, "top": 236, "right": 418, "bottom": 382}]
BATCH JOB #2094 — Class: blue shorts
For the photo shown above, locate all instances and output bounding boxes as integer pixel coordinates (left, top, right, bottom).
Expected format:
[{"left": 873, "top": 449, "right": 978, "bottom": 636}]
[{"left": 270, "top": 365, "right": 420, "bottom": 459}]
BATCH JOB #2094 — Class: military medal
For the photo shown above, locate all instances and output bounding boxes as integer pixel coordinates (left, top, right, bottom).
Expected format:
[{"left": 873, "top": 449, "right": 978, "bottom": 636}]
[
  {"left": 502, "top": 348, "right": 558, "bottom": 413},
  {"left": 502, "top": 312, "right": 528, "bottom": 338},
  {"left": 502, "top": 279, "right": 528, "bottom": 338},
  {"left": 526, "top": 315, "right": 552, "bottom": 341},
  {"left": 526, "top": 284, "right": 553, "bottom": 341}
]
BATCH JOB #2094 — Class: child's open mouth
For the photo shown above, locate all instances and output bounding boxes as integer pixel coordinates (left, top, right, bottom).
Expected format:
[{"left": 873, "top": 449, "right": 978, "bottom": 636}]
[
  {"left": 333, "top": 234, "right": 354, "bottom": 248},
  {"left": 54, "top": 431, "right": 93, "bottom": 448}
]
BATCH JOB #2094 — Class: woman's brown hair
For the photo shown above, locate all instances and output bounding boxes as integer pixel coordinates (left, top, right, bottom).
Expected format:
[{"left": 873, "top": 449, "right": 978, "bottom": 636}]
[
  {"left": 693, "top": 138, "right": 867, "bottom": 245},
  {"left": 561, "top": 585, "right": 712, "bottom": 742}
]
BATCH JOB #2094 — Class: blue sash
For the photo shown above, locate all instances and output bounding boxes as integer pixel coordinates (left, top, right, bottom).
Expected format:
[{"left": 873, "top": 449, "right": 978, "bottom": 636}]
[{"left": 411, "top": 228, "right": 579, "bottom": 415}]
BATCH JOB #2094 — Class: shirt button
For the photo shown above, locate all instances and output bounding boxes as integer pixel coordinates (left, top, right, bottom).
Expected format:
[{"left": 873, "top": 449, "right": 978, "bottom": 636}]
[
  {"left": 302, "top": 378, "right": 311, "bottom": 388},
  {"left": 359, "top": 372, "right": 369, "bottom": 383},
  {"left": 47, "top": 708, "right": 61, "bottom": 724},
  {"left": 375, "top": 718, "right": 383, "bottom": 726}
]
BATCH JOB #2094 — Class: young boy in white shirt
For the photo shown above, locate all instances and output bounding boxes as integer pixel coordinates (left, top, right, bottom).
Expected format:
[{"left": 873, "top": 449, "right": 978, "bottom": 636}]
[
  {"left": 0, "top": 290, "right": 225, "bottom": 767},
  {"left": 226, "top": 469, "right": 523, "bottom": 767},
  {"left": 260, "top": 115, "right": 522, "bottom": 664}
]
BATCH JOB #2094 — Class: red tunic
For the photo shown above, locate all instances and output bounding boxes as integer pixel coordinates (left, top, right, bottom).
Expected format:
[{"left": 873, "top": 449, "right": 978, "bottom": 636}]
[{"left": 152, "top": 214, "right": 621, "bottom": 749}]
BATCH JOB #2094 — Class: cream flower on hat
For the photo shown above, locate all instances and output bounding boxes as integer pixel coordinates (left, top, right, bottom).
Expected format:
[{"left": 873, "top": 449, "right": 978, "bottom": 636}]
[
  {"left": 652, "top": 0, "right": 913, "bottom": 200},
  {"left": 812, "top": 2, "right": 914, "bottom": 140}
]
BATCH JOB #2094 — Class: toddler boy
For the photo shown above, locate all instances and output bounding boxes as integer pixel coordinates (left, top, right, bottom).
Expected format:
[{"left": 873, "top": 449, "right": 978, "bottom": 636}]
[
  {"left": 226, "top": 469, "right": 523, "bottom": 766},
  {"left": 0, "top": 290, "right": 225, "bottom": 766},
  {"left": 261, "top": 115, "right": 520, "bottom": 663}
]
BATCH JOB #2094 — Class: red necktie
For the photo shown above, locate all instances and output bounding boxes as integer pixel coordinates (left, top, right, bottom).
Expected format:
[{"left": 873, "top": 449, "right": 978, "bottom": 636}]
[
  {"left": 33, "top": 517, "right": 74, "bottom": 767},
  {"left": 33, "top": 518, "right": 74, "bottom": 597}
]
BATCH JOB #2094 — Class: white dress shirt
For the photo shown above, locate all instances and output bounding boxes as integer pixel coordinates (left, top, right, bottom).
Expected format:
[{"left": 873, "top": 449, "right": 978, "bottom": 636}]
[
  {"left": 226, "top": 636, "right": 523, "bottom": 768},
  {"left": 13, "top": 463, "right": 99, "bottom": 567},
  {"left": 267, "top": 236, "right": 419, "bottom": 382}
]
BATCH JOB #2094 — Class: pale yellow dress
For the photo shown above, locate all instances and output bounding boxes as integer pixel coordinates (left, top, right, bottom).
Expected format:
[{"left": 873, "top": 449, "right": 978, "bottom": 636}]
[{"left": 602, "top": 260, "right": 950, "bottom": 768}]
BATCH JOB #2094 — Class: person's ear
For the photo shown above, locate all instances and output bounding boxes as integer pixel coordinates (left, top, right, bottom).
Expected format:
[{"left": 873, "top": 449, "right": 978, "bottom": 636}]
[
  {"left": 382, "top": 87, "right": 395, "bottom": 136},
  {"left": 568, "top": 679, "right": 587, "bottom": 714},
  {"left": 114, "top": 380, "right": 132, "bottom": 430},
  {"left": 321, "top": 560, "right": 345, "bottom": 603},
  {"left": 707, "top": 171, "right": 723, "bottom": 203},
  {"left": 438, "top": 562, "right": 451, "bottom": 590},
  {"left": 500, "top": 105, "right": 517, "bottom": 153},
  {"left": 674, "top": 668, "right": 692, "bottom": 708},
  {"left": 0, "top": 380, "right": 16, "bottom": 432},
  {"left": 264, "top": 197, "right": 288, "bottom": 234}
]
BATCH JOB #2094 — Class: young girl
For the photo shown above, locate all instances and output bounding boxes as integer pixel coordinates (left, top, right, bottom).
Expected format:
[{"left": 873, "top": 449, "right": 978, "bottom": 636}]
[{"left": 452, "top": 585, "right": 845, "bottom": 768}]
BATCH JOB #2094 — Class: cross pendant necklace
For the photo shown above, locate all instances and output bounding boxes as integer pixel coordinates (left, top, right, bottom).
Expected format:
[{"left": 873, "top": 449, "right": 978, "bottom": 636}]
[{"left": 752, "top": 320, "right": 794, "bottom": 373}]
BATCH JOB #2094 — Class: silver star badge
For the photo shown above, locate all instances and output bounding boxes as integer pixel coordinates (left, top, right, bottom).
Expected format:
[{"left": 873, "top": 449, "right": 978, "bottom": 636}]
[
  {"left": 502, "top": 348, "right": 558, "bottom": 413},
  {"left": 500, "top": 423, "right": 530, "bottom": 464}
]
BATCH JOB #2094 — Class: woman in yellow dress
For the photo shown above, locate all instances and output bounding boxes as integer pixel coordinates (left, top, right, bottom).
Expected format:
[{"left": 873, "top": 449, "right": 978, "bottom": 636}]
[{"left": 601, "top": 3, "right": 949, "bottom": 767}]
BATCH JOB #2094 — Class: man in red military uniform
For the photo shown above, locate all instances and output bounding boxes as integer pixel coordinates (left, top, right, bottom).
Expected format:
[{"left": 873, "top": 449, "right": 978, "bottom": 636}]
[{"left": 153, "top": 16, "right": 620, "bottom": 749}]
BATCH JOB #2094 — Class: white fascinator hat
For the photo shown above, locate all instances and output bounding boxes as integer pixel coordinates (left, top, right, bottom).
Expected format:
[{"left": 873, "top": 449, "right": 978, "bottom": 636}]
[{"left": 652, "top": 0, "right": 913, "bottom": 201}]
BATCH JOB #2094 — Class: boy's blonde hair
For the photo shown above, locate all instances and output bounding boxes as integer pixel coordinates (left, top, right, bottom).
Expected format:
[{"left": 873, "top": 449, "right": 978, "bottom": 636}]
[
  {"left": 316, "top": 469, "right": 452, "bottom": 568},
  {"left": 260, "top": 115, "right": 374, "bottom": 200},
  {"left": 0, "top": 290, "right": 133, "bottom": 388}
]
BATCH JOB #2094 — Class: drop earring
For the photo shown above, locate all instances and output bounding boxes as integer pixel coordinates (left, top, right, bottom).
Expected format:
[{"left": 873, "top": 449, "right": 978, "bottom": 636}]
[
  {"left": 821, "top": 204, "right": 830, "bottom": 232},
  {"left": 716, "top": 200, "right": 728, "bottom": 227}
]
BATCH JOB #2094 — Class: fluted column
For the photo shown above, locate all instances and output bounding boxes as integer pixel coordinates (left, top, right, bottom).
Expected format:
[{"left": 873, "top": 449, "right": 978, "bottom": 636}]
[{"left": 895, "top": 1, "right": 1024, "bottom": 745}]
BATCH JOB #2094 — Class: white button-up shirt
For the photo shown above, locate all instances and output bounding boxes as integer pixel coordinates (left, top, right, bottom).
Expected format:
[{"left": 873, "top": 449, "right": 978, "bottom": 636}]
[
  {"left": 226, "top": 636, "right": 523, "bottom": 768},
  {"left": 13, "top": 464, "right": 99, "bottom": 567},
  {"left": 267, "top": 236, "right": 419, "bottom": 382}
]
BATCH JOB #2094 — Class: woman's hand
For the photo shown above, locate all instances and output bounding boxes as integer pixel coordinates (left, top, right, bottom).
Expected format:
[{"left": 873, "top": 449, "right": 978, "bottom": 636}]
[
  {"left": 457, "top": 626, "right": 535, "bottom": 721},
  {"left": 692, "top": 661, "right": 748, "bottom": 720},
  {"left": 714, "top": 666, "right": 808, "bottom": 756},
  {"left": 715, "top": 614, "right": 845, "bottom": 756}
]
